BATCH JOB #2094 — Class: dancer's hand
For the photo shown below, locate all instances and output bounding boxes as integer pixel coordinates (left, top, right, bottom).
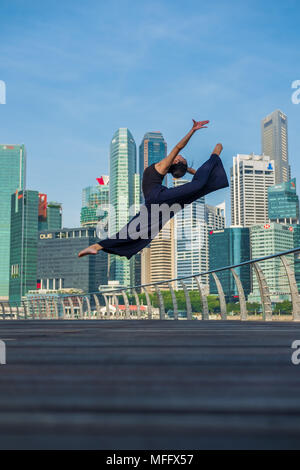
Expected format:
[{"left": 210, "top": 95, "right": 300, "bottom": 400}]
[{"left": 192, "top": 119, "right": 209, "bottom": 131}]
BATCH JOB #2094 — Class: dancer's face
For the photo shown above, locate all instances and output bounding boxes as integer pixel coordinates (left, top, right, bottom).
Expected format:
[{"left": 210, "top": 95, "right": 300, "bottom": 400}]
[{"left": 174, "top": 155, "right": 187, "bottom": 165}]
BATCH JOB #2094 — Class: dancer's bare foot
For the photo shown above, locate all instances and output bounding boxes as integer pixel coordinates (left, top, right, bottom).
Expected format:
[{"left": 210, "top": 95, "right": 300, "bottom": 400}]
[
  {"left": 78, "top": 244, "right": 102, "bottom": 258},
  {"left": 213, "top": 143, "right": 223, "bottom": 156}
]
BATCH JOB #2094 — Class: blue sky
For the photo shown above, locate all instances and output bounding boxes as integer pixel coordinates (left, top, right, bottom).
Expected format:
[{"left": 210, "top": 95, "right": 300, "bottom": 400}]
[{"left": 0, "top": 0, "right": 299, "bottom": 227}]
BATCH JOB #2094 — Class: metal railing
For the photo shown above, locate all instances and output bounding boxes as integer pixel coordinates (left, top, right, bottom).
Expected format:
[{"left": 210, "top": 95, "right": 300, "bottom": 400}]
[{"left": 1, "top": 247, "right": 300, "bottom": 321}]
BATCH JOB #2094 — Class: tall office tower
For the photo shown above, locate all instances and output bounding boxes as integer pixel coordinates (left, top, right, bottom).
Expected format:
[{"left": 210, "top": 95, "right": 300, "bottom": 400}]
[
  {"left": 268, "top": 178, "right": 299, "bottom": 225},
  {"left": 0, "top": 144, "right": 26, "bottom": 300},
  {"left": 139, "top": 132, "right": 167, "bottom": 196},
  {"left": 37, "top": 227, "right": 108, "bottom": 294},
  {"left": 205, "top": 202, "right": 226, "bottom": 230},
  {"left": 249, "top": 223, "right": 295, "bottom": 302},
  {"left": 174, "top": 179, "right": 208, "bottom": 290},
  {"left": 47, "top": 202, "right": 62, "bottom": 230},
  {"left": 81, "top": 176, "right": 109, "bottom": 227},
  {"left": 261, "top": 110, "right": 290, "bottom": 183},
  {"left": 231, "top": 154, "right": 275, "bottom": 227},
  {"left": 209, "top": 227, "right": 251, "bottom": 299},
  {"left": 9, "top": 190, "right": 39, "bottom": 305},
  {"left": 141, "top": 219, "right": 175, "bottom": 291},
  {"left": 109, "top": 128, "right": 136, "bottom": 286},
  {"left": 38, "top": 194, "right": 62, "bottom": 231}
]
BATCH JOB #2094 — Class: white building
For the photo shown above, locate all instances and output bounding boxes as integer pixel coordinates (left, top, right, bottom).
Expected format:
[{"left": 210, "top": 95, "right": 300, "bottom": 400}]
[
  {"left": 174, "top": 179, "right": 208, "bottom": 290},
  {"left": 261, "top": 109, "right": 290, "bottom": 184},
  {"left": 205, "top": 202, "right": 226, "bottom": 230},
  {"left": 231, "top": 154, "right": 275, "bottom": 227}
]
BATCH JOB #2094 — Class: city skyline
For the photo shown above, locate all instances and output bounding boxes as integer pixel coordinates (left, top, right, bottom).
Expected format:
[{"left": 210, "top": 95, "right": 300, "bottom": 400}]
[{"left": 1, "top": 0, "right": 299, "bottom": 227}]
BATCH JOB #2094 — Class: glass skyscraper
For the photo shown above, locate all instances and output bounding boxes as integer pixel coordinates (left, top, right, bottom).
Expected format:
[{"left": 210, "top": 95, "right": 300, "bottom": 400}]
[
  {"left": 261, "top": 109, "right": 290, "bottom": 183},
  {"left": 81, "top": 177, "right": 109, "bottom": 228},
  {"left": 139, "top": 132, "right": 167, "bottom": 199},
  {"left": 109, "top": 128, "right": 137, "bottom": 286},
  {"left": 9, "top": 190, "right": 39, "bottom": 305},
  {"left": 209, "top": 227, "right": 251, "bottom": 298},
  {"left": 268, "top": 178, "right": 299, "bottom": 224},
  {"left": 0, "top": 144, "right": 26, "bottom": 300}
]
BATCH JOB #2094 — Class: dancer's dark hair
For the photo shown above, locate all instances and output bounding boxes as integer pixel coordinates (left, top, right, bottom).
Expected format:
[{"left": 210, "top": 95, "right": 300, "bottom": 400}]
[{"left": 168, "top": 161, "right": 188, "bottom": 179}]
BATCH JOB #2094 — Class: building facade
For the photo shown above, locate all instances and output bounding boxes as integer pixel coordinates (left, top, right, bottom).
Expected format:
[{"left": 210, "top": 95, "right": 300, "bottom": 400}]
[
  {"left": 139, "top": 132, "right": 167, "bottom": 198},
  {"left": 249, "top": 223, "right": 295, "bottom": 302},
  {"left": 209, "top": 227, "right": 251, "bottom": 299},
  {"left": 268, "top": 178, "right": 299, "bottom": 225},
  {"left": 0, "top": 144, "right": 26, "bottom": 300},
  {"left": 9, "top": 190, "right": 39, "bottom": 305},
  {"left": 174, "top": 179, "right": 208, "bottom": 290},
  {"left": 205, "top": 202, "right": 226, "bottom": 230},
  {"left": 81, "top": 176, "right": 109, "bottom": 228},
  {"left": 231, "top": 154, "right": 275, "bottom": 227},
  {"left": 109, "top": 129, "right": 138, "bottom": 286},
  {"left": 261, "top": 109, "right": 290, "bottom": 183},
  {"left": 37, "top": 227, "right": 108, "bottom": 294},
  {"left": 141, "top": 218, "right": 175, "bottom": 291}
]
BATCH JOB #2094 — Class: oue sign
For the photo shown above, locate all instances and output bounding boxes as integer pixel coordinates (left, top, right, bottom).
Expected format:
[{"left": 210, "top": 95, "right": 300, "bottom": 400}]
[{"left": 40, "top": 233, "right": 53, "bottom": 240}]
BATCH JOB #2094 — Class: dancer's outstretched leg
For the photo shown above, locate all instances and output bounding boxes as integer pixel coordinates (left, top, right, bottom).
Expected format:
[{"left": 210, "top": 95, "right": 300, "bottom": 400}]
[{"left": 78, "top": 244, "right": 103, "bottom": 258}]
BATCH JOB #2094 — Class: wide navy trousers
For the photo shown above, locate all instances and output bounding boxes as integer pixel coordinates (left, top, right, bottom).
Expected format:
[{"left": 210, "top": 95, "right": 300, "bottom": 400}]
[{"left": 99, "top": 153, "right": 229, "bottom": 259}]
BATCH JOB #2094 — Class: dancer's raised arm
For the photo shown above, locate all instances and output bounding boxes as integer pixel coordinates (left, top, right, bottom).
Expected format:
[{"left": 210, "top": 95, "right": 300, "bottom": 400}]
[{"left": 155, "top": 119, "right": 209, "bottom": 176}]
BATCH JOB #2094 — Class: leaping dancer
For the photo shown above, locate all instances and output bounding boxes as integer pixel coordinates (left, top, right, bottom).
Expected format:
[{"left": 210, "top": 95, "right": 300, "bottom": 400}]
[{"left": 78, "top": 120, "right": 229, "bottom": 259}]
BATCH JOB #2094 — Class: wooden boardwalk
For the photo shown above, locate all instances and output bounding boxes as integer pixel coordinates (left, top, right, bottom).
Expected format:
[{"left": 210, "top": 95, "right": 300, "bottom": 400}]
[{"left": 0, "top": 320, "right": 300, "bottom": 449}]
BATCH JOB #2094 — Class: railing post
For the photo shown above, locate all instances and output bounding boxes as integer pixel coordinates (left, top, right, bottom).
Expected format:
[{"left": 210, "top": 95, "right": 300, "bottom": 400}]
[
  {"left": 132, "top": 289, "right": 141, "bottom": 318},
  {"left": 155, "top": 286, "right": 165, "bottom": 320},
  {"left": 76, "top": 296, "right": 84, "bottom": 319},
  {"left": 280, "top": 255, "right": 300, "bottom": 321},
  {"left": 84, "top": 296, "right": 92, "bottom": 319},
  {"left": 68, "top": 297, "right": 75, "bottom": 319},
  {"left": 122, "top": 291, "right": 130, "bottom": 319},
  {"left": 211, "top": 272, "right": 227, "bottom": 320},
  {"left": 142, "top": 287, "right": 153, "bottom": 320},
  {"left": 168, "top": 282, "right": 178, "bottom": 320},
  {"left": 195, "top": 276, "right": 209, "bottom": 320},
  {"left": 113, "top": 294, "right": 120, "bottom": 319},
  {"left": 230, "top": 268, "right": 248, "bottom": 321},
  {"left": 22, "top": 301, "right": 28, "bottom": 320},
  {"left": 93, "top": 294, "right": 101, "bottom": 318},
  {"left": 180, "top": 280, "right": 192, "bottom": 320},
  {"left": 253, "top": 262, "right": 272, "bottom": 321},
  {"left": 0, "top": 303, "right": 5, "bottom": 320}
]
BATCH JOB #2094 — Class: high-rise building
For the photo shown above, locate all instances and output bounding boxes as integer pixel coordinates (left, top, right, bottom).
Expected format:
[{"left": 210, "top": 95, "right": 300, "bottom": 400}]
[
  {"left": 37, "top": 227, "right": 108, "bottom": 294},
  {"left": 205, "top": 202, "right": 226, "bottom": 230},
  {"left": 0, "top": 144, "right": 26, "bottom": 300},
  {"left": 38, "top": 194, "right": 62, "bottom": 231},
  {"left": 139, "top": 132, "right": 167, "bottom": 287},
  {"left": 109, "top": 128, "right": 137, "bottom": 286},
  {"left": 141, "top": 219, "right": 175, "bottom": 291},
  {"left": 47, "top": 202, "right": 62, "bottom": 230},
  {"left": 209, "top": 227, "right": 251, "bottom": 299},
  {"left": 231, "top": 154, "right": 275, "bottom": 227},
  {"left": 249, "top": 223, "right": 295, "bottom": 302},
  {"left": 9, "top": 190, "right": 39, "bottom": 305},
  {"left": 139, "top": 132, "right": 167, "bottom": 196},
  {"left": 81, "top": 176, "right": 109, "bottom": 228},
  {"left": 268, "top": 178, "right": 299, "bottom": 225},
  {"left": 261, "top": 109, "right": 290, "bottom": 183},
  {"left": 174, "top": 179, "right": 208, "bottom": 290}
]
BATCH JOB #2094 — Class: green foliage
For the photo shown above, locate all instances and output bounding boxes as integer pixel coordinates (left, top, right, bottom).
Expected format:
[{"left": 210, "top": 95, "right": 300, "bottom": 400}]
[{"left": 273, "top": 300, "right": 292, "bottom": 314}]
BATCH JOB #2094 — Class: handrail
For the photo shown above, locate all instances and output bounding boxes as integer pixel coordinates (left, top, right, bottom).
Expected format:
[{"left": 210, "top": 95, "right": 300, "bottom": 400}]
[{"left": 58, "top": 246, "right": 300, "bottom": 298}]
